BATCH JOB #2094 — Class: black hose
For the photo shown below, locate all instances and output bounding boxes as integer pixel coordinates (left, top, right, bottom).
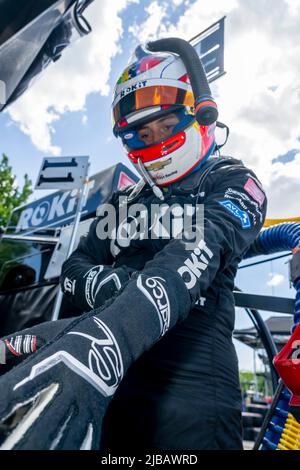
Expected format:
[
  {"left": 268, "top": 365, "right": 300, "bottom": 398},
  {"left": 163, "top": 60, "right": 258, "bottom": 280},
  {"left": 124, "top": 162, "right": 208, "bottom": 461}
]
[{"left": 147, "top": 37, "right": 218, "bottom": 126}]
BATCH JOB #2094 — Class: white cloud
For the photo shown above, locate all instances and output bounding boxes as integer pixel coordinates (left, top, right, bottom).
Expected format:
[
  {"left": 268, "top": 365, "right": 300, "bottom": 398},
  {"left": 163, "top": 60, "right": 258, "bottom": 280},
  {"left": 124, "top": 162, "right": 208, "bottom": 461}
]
[
  {"left": 264, "top": 154, "right": 300, "bottom": 218},
  {"left": 129, "top": 0, "right": 300, "bottom": 218},
  {"left": 128, "top": 1, "right": 168, "bottom": 43},
  {"left": 5, "top": 0, "right": 136, "bottom": 155},
  {"left": 5, "top": 0, "right": 300, "bottom": 221},
  {"left": 267, "top": 273, "right": 285, "bottom": 287},
  {"left": 82, "top": 114, "right": 88, "bottom": 125}
]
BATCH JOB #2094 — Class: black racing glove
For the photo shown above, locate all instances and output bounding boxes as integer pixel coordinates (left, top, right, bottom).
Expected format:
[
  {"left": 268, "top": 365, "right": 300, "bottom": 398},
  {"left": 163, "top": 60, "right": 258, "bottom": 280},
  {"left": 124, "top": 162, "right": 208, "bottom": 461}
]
[
  {"left": 92, "top": 267, "right": 134, "bottom": 309},
  {"left": 61, "top": 265, "right": 132, "bottom": 312},
  {"left": 0, "top": 268, "right": 190, "bottom": 449}
]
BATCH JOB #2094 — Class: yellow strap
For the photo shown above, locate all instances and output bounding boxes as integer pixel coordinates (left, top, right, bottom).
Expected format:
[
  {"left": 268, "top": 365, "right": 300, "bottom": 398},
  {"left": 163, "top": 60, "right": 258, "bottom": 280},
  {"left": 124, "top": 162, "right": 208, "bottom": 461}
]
[
  {"left": 278, "top": 438, "right": 296, "bottom": 450},
  {"left": 282, "top": 428, "right": 299, "bottom": 440},
  {"left": 281, "top": 431, "right": 299, "bottom": 446},
  {"left": 285, "top": 424, "right": 300, "bottom": 434},
  {"left": 287, "top": 414, "right": 300, "bottom": 427},
  {"left": 264, "top": 217, "right": 300, "bottom": 227},
  {"left": 278, "top": 414, "right": 300, "bottom": 450},
  {"left": 277, "top": 443, "right": 289, "bottom": 450}
]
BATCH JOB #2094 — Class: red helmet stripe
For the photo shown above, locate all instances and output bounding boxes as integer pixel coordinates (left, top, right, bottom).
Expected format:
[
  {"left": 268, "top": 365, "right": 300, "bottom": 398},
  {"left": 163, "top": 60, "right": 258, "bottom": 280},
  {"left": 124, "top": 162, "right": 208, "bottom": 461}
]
[{"left": 128, "top": 132, "right": 186, "bottom": 163}]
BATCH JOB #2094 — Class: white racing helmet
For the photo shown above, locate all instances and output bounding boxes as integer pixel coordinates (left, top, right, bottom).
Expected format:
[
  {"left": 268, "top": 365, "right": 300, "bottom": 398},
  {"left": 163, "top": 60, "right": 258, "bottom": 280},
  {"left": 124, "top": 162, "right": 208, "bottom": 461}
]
[{"left": 112, "top": 46, "right": 216, "bottom": 186}]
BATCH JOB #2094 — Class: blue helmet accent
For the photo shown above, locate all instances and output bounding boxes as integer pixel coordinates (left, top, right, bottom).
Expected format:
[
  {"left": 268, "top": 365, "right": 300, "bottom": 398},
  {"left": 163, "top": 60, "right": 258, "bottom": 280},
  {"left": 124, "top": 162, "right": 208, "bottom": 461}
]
[
  {"left": 120, "top": 107, "right": 195, "bottom": 150},
  {"left": 190, "top": 140, "right": 216, "bottom": 174}
]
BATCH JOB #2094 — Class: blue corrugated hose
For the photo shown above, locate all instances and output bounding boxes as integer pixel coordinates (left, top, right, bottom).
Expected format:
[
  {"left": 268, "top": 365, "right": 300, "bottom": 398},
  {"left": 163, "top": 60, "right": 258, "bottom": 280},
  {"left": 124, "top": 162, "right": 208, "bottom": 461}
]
[
  {"left": 244, "top": 222, "right": 300, "bottom": 450},
  {"left": 245, "top": 222, "right": 300, "bottom": 258}
]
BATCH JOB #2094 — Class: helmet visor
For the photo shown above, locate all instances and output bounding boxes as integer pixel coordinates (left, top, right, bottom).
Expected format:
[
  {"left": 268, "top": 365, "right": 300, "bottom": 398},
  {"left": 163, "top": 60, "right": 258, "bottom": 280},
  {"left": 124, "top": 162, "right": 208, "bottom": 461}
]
[
  {"left": 119, "top": 108, "right": 195, "bottom": 150},
  {"left": 113, "top": 85, "right": 194, "bottom": 129}
]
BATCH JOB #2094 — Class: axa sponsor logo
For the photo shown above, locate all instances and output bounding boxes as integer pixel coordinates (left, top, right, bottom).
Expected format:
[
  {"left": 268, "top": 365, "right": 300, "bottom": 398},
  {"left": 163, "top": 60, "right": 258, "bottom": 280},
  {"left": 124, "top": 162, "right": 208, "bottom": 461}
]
[
  {"left": 137, "top": 275, "right": 170, "bottom": 337},
  {"left": 218, "top": 200, "right": 251, "bottom": 229},
  {"left": 224, "top": 194, "right": 258, "bottom": 225},
  {"left": 224, "top": 187, "right": 263, "bottom": 222},
  {"left": 178, "top": 239, "right": 213, "bottom": 290}
]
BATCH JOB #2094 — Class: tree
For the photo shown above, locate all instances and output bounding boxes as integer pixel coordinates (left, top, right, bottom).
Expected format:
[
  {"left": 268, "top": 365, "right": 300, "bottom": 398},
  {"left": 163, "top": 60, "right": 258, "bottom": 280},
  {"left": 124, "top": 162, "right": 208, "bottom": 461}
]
[
  {"left": 0, "top": 153, "right": 32, "bottom": 228},
  {"left": 239, "top": 370, "right": 266, "bottom": 395}
]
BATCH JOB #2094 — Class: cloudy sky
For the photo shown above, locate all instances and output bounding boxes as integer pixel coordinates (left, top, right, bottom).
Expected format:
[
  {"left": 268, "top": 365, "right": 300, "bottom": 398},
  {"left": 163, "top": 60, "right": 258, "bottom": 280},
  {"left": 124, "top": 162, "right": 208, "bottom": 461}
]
[{"left": 0, "top": 0, "right": 299, "bottom": 374}]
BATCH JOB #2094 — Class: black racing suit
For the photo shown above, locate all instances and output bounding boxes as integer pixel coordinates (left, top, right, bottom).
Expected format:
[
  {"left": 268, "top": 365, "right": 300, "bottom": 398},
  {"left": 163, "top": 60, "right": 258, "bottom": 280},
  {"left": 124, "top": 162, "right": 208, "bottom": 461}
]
[{"left": 61, "top": 155, "right": 267, "bottom": 450}]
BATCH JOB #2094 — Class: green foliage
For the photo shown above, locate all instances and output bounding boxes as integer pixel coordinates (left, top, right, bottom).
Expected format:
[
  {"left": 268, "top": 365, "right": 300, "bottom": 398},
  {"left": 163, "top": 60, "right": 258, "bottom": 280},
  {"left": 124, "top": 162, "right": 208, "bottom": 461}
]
[
  {"left": 239, "top": 370, "right": 266, "bottom": 395},
  {"left": 0, "top": 153, "right": 32, "bottom": 228}
]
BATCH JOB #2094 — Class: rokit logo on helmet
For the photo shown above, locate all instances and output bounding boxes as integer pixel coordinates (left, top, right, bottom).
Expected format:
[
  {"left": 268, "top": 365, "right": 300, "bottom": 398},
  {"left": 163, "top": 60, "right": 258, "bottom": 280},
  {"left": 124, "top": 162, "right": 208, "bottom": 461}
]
[
  {"left": 137, "top": 275, "right": 170, "bottom": 337},
  {"left": 178, "top": 239, "right": 213, "bottom": 290},
  {"left": 120, "top": 80, "right": 147, "bottom": 99}
]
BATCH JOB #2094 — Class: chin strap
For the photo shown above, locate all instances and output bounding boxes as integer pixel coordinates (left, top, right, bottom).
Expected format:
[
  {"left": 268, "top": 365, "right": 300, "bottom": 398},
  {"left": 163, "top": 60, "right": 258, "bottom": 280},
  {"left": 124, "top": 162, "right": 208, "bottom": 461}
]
[{"left": 137, "top": 158, "right": 165, "bottom": 201}]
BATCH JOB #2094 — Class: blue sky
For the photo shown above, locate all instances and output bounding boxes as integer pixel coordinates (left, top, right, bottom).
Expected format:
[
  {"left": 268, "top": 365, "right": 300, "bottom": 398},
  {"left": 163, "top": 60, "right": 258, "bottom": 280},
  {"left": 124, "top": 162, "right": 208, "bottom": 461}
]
[
  {"left": 0, "top": 0, "right": 196, "bottom": 185},
  {"left": 0, "top": 0, "right": 299, "bottom": 372}
]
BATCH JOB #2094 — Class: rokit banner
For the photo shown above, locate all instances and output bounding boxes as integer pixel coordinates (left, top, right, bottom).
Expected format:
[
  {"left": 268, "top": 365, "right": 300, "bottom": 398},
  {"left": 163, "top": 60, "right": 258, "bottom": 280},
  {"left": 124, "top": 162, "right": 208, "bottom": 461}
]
[{"left": 6, "top": 163, "right": 138, "bottom": 236}]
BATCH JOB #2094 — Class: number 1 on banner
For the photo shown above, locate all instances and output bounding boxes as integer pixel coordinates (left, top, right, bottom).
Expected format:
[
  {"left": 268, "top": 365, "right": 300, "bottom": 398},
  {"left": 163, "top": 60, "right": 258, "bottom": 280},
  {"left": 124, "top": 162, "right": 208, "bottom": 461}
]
[{"left": 35, "top": 156, "right": 89, "bottom": 190}]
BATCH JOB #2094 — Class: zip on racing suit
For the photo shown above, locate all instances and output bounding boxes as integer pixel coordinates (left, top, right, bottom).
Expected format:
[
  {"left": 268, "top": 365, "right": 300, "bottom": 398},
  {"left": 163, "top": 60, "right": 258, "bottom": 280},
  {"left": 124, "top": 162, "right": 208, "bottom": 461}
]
[{"left": 61, "top": 155, "right": 267, "bottom": 450}]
